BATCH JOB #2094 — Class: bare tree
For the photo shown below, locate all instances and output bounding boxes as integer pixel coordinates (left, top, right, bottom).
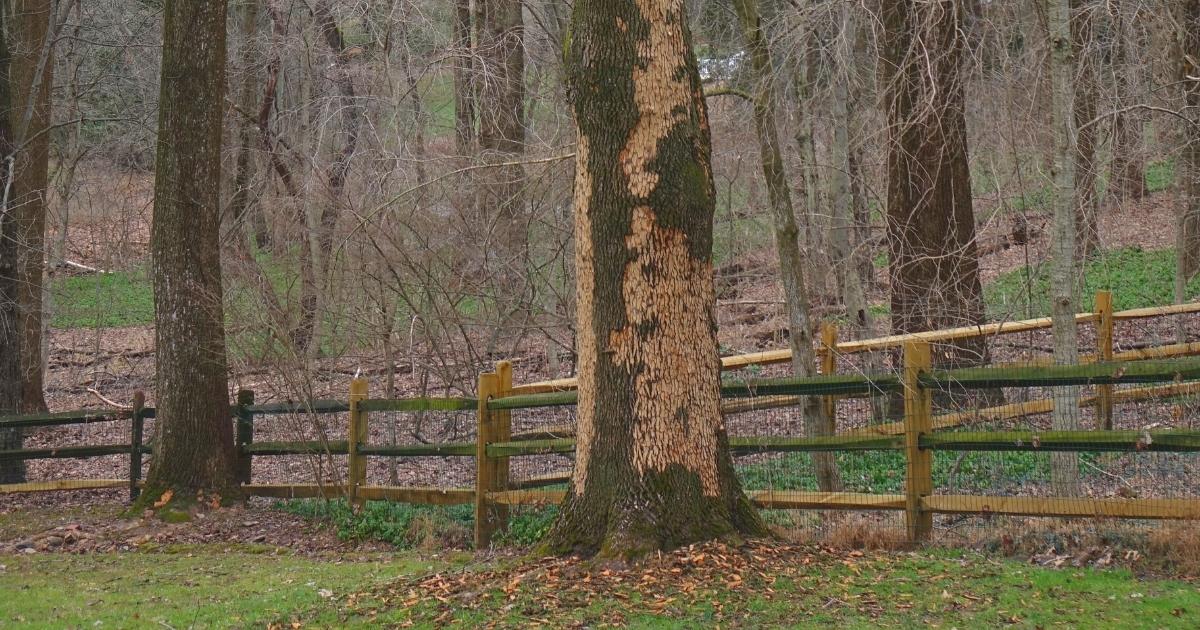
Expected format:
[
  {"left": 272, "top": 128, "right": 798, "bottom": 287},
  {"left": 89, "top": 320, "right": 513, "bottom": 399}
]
[
  {"left": 144, "top": 0, "right": 237, "bottom": 498},
  {"left": 1048, "top": 0, "right": 1081, "bottom": 490},
  {"left": 0, "top": 0, "right": 25, "bottom": 483},
  {"left": 881, "top": 0, "right": 989, "bottom": 367},
  {"left": 733, "top": 0, "right": 840, "bottom": 491},
  {"left": 1178, "top": 0, "right": 1200, "bottom": 320},
  {"left": 10, "top": 0, "right": 55, "bottom": 413}
]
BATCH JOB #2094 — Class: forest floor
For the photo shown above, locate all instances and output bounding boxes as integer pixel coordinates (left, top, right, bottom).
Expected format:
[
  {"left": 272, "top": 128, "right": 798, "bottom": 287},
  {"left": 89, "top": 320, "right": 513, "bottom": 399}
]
[{"left": 2, "top": 535, "right": 1199, "bottom": 628}]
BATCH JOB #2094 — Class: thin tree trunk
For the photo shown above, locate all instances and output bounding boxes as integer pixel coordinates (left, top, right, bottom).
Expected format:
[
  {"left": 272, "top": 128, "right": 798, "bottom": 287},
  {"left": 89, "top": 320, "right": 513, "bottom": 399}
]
[
  {"left": 10, "top": 0, "right": 54, "bottom": 414},
  {"left": 734, "top": 0, "right": 841, "bottom": 492},
  {"left": 145, "top": 0, "right": 237, "bottom": 498},
  {"left": 545, "top": 0, "right": 766, "bottom": 558},
  {"left": 453, "top": 0, "right": 475, "bottom": 158},
  {"left": 475, "top": 0, "right": 526, "bottom": 292},
  {"left": 294, "top": 0, "right": 364, "bottom": 355},
  {"left": 0, "top": 1, "right": 26, "bottom": 483},
  {"left": 1071, "top": 0, "right": 1100, "bottom": 258},
  {"left": 1177, "top": 0, "right": 1200, "bottom": 342},
  {"left": 1108, "top": 0, "right": 1145, "bottom": 204},
  {"left": 230, "top": 0, "right": 269, "bottom": 249},
  {"left": 1048, "top": 0, "right": 1081, "bottom": 491}
]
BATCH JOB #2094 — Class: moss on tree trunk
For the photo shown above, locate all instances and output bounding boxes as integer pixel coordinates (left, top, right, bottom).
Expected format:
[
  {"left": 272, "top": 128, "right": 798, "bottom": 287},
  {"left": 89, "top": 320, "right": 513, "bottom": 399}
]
[{"left": 543, "top": 0, "right": 766, "bottom": 559}]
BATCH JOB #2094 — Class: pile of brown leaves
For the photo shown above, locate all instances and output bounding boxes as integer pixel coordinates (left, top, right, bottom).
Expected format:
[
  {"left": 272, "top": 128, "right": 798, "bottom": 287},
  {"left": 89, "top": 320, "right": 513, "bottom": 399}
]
[{"left": 343, "top": 540, "right": 879, "bottom": 627}]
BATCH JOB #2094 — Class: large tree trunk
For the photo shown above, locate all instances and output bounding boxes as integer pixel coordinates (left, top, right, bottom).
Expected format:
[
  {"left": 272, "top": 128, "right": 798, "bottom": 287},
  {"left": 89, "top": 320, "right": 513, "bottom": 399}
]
[
  {"left": 145, "top": 0, "right": 237, "bottom": 497},
  {"left": 1071, "top": 0, "right": 1100, "bottom": 259},
  {"left": 1179, "top": 0, "right": 1200, "bottom": 303},
  {"left": 733, "top": 0, "right": 840, "bottom": 492},
  {"left": 10, "top": 0, "right": 54, "bottom": 414},
  {"left": 1048, "top": 0, "right": 1081, "bottom": 491},
  {"left": 0, "top": 3, "right": 25, "bottom": 483},
  {"left": 881, "top": 0, "right": 989, "bottom": 368},
  {"left": 544, "top": 0, "right": 766, "bottom": 558}
]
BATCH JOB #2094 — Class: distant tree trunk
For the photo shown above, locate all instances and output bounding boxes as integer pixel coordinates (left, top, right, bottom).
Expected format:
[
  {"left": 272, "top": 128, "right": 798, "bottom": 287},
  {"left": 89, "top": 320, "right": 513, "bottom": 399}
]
[
  {"left": 293, "top": 0, "right": 364, "bottom": 354},
  {"left": 1048, "top": 0, "right": 1081, "bottom": 490},
  {"left": 1108, "top": 0, "right": 1145, "bottom": 204},
  {"left": 476, "top": 0, "right": 526, "bottom": 277},
  {"left": 734, "top": 0, "right": 841, "bottom": 492},
  {"left": 229, "top": 0, "right": 269, "bottom": 249},
  {"left": 145, "top": 0, "right": 237, "bottom": 497},
  {"left": 10, "top": 0, "right": 54, "bottom": 414},
  {"left": 544, "top": 0, "right": 766, "bottom": 558},
  {"left": 1178, "top": 0, "right": 1200, "bottom": 340},
  {"left": 881, "top": 0, "right": 989, "bottom": 367},
  {"left": 453, "top": 0, "right": 475, "bottom": 157},
  {"left": 0, "top": 2, "right": 25, "bottom": 483},
  {"left": 789, "top": 15, "right": 820, "bottom": 266},
  {"left": 1071, "top": 0, "right": 1100, "bottom": 258}
]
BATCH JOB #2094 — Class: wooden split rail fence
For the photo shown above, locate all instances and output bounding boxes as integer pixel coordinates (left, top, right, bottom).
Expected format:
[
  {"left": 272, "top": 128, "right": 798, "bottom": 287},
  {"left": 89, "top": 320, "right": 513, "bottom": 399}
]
[{"left": 3, "top": 294, "right": 1200, "bottom": 548}]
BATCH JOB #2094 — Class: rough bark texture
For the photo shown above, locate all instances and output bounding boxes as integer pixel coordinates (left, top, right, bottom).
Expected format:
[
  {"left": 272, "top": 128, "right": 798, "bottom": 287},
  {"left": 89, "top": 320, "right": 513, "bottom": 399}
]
[
  {"left": 1071, "top": 0, "right": 1099, "bottom": 259},
  {"left": 1179, "top": 0, "right": 1200, "bottom": 297},
  {"left": 1048, "top": 0, "right": 1081, "bottom": 490},
  {"left": 881, "top": 0, "right": 988, "bottom": 369},
  {"left": 10, "top": 0, "right": 53, "bottom": 413},
  {"left": 733, "top": 0, "right": 840, "bottom": 492},
  {"left": 146, "top": 0, "right": 237, "bottom": 495},
  {"left": 0, "top": 2, "right": 25, "bottom": 483},
  {"left": 544, "top": 0, "right": 766, "bottom": 558}
]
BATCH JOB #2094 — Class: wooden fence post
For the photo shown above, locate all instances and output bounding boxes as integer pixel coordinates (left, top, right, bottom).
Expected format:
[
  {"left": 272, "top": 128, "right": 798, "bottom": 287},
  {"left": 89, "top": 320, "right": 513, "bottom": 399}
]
[
  {"left": 348, "top": 378, "right": 369, "bottom": 507},
  {"left": 494, "top": 361, "right": 512, "bottom": 532},
  {"left": 1095, "top": 290, "right": 1114, "bottom": 430},
  {"left": 820, "top": 321, "right": 838, "bottom": 423},
  {"left": 903, "top": 341, "right": 933, "bottom": 543},
  {"left": 235, "top": 389, "right": 255, "bottom": 485},
  {"left": 128, "top": 391, "right": 145, "bottom": 502},
  {"left": 475, "top": 369, "right": 500, "bottom": 549}
]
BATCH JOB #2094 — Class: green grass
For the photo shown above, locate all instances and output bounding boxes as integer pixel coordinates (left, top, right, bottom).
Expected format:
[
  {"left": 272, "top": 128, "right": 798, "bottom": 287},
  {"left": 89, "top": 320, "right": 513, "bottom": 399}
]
[
  {"left": 50, "top": 267, "right": 153, "bottom": 328},
  {"left": 986, "top": 246, "right": 1200, "bottom": 319},
  {"left": 3, "top": 541, "right": 1198, "bottom": 628},
  {"left": 274, "top": 499, "right": 554, "bottom": 549},
  {"left": 737, "top": 450, "right": 1049, "bottom": 494},
  {"left": 0, "top": 546, "right": 453, "bottom": 629}
]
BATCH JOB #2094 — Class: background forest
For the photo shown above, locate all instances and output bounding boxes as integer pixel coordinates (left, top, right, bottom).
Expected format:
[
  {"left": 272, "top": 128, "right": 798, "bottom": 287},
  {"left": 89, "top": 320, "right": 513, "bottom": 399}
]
[{"left": 0, "top": 0, "right": 1198, "bottom": 486}]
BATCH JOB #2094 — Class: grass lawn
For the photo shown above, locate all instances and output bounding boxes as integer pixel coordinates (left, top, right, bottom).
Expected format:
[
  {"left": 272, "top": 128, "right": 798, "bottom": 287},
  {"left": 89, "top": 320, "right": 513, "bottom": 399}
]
[
  {"left": 2, "top": 544, "right": 1197, "bottom": 628},
  {"left": 0, "top": 545, "right": 461, "bottom": 629},
  {"left": 4, "top": 542, "right": 1195, "bottom": 624}
]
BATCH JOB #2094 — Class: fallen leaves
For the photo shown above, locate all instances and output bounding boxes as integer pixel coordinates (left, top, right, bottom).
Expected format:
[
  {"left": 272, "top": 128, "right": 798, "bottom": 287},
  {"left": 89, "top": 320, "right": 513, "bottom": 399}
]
[{"left": 152, "top": 489, "right": 173, "bottom": 509}]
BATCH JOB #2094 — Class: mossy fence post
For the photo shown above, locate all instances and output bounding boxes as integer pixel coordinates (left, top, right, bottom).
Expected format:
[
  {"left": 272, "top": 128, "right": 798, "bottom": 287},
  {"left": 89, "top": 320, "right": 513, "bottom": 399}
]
[
  {"left": 1095, "top": 290, "right": 1114, "bottom": 429},
  {"left": 903, "top": 340, "right": 933, "bottom": 543},
  {"left": 235, "top": 389, "right": 255, "bottom": 485},
  {"left": 475, "top": 369, "right": 500, "bottom": 548},
  {"left": 348, "top": 378, "right": 369, "bottom": 507},
  {"left": 128, "top": 391, "right": 146, "bottom": 501}
]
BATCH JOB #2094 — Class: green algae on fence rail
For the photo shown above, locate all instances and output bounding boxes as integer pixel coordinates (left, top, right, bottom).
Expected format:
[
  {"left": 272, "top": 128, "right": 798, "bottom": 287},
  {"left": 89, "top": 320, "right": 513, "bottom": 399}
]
[
  {"left": 0, "top": 444, "right": 150, "bottom": 461},
  {"left": 921, "top": 430, "right": 1200, "bottom": 452},
  {"left": 357, "top": 397, "right": 477, "bottom": 413},
  {"left": 241, "top": 440, "right": 350, "bottom": 455},
  {"left": 358, "top": 442, "right": 476, "bottom": 457},
  {"left": 245, "top": 400, "right": 350, "bottom": 415},
  {"left": 922, "top": 358, "right": 1200, "bottom": 390},
  {"left": 0, "top": 409, "right": 123, "bottom": 429}
]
